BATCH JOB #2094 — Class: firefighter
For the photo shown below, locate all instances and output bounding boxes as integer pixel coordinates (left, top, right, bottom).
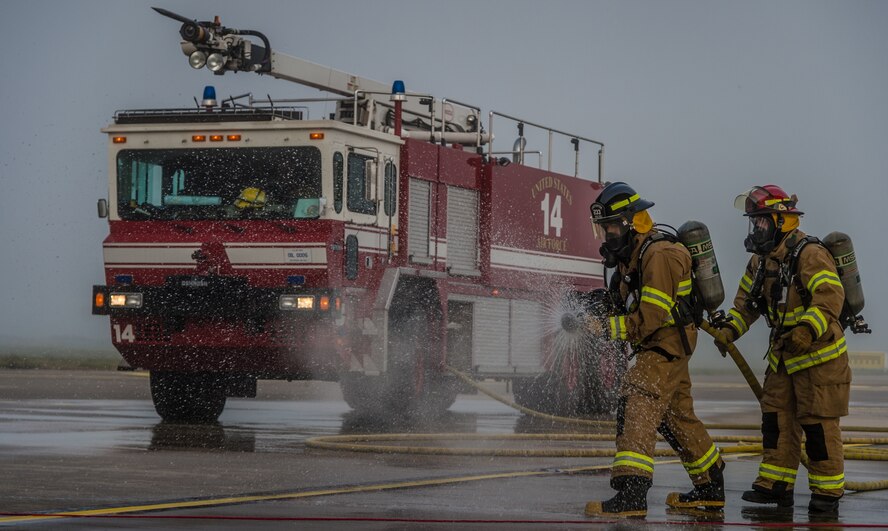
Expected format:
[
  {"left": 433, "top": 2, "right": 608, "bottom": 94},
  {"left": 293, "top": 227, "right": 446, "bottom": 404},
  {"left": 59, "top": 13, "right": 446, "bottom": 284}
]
[
  {"left": 584, "top": 182, "right": 725, "bottom": 518},
  {"left": 235, "top": 186, "right": 267, "bottom": 209},
  {"left": 715, "top": 184, "right": 849, "bottom": 514}
]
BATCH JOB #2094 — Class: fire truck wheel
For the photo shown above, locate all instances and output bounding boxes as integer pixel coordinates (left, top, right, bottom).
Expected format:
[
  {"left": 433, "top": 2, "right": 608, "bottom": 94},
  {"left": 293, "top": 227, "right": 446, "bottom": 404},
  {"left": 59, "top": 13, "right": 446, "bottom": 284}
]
[
  {"left": 340, "top": 300, "right": 458, "bottom": 418},
  {"left": 150, "top": 371, "right": 227, "bottom": 423},
  {"left": 570, "top": 339, "right": 625, "bottom": 416},
  {"left": 388, "top": 309, "right": 458, "bottom": 416},
  {"left": 512, "top": 340, "right": 626, "bottom": 418}
]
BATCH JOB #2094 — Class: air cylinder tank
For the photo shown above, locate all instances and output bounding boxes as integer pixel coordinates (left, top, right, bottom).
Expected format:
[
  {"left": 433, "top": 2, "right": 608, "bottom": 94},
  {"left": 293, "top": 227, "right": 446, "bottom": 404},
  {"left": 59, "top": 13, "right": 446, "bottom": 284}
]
[
  {"left": 822, "top": 231, "right": 865, "bottom": 316},
  {"left": 678, "top": 220, "right": 724, "bottom": 313}
]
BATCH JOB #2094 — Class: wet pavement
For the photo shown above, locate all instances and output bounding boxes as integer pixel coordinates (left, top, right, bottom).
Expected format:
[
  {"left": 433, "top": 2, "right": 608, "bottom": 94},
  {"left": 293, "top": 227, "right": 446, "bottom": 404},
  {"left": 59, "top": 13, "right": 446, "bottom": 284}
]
[{"left": 1, "top": 369, "right": 888, "bottom": 529}]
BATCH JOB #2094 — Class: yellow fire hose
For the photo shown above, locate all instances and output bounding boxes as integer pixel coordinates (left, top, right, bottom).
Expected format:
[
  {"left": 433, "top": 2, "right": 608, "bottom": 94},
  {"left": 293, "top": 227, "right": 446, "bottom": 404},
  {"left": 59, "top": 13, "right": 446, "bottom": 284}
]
[{"left": 306, "top": 326, "right": 888, "bottom": 492}]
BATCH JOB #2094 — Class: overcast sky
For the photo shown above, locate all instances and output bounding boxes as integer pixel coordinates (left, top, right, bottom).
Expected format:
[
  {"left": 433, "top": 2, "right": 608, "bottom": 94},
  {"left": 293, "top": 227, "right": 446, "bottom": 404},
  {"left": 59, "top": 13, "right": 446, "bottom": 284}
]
[{"left": 1, "top": 0, "right": 885, "bottom": 368}]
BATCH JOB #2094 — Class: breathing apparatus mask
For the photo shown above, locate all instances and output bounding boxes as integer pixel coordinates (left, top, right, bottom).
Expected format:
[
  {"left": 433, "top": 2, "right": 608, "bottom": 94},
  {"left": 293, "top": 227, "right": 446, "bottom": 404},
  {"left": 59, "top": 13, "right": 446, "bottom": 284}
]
[
  {"left": 591, "top": 210, "right": 652, "bottom": 267},
  {"left": 590, "top": 181, "right": 655, "bottom": 268},
  {"left": 745, "top": 214, "right": 778, "bottom": 254},
  {"left": 593, "top": 218, "right": 632, "bottom": 267},
  {"left": 735, "top": 185, "right": 802, "bottom": 255},
  {"left": 743, "top": 213, "right": 799, "bottom": 254}
]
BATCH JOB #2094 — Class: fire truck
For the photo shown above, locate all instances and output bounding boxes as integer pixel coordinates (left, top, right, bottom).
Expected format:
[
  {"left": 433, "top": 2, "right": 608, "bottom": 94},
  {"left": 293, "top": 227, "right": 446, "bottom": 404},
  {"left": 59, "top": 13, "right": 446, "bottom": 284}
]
[{"left": 91, "top": 8, "right": 623, "bottom": 423}]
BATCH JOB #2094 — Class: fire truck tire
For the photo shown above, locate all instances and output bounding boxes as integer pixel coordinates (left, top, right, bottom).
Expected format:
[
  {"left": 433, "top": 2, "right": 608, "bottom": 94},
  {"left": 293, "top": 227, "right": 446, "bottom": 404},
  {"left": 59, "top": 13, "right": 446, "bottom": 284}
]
[
  {"left": 340, "top": 295, "right": 458, "bottom": 417},
  {"left": 512, "top": 341, "right": 625, "bottom": 417},
  {"left": 150, "top": 371, "right": 227, "bottom": 423},
  {"left": 388, "top": 309, "right": 458, "bottom": 416},
  {"left": 574, "top": 340, "right": 625, "bottom": 416},
  {"left": 512, "top": 373, "right": 584, "bottom": 417}
]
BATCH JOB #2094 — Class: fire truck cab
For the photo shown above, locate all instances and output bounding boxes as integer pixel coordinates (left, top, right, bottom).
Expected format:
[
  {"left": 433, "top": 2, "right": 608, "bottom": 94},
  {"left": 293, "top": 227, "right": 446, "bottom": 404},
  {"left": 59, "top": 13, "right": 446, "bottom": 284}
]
[{"left": 92, "top": 9, "right": 623, "bottom": 423}]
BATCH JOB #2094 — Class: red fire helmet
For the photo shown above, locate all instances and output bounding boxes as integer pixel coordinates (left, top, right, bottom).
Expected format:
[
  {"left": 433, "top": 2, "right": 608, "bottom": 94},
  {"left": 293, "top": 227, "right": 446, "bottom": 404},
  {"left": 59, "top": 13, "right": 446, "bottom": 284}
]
[{"left": 733, "top": 184, "right": 803, "bottom": 216}]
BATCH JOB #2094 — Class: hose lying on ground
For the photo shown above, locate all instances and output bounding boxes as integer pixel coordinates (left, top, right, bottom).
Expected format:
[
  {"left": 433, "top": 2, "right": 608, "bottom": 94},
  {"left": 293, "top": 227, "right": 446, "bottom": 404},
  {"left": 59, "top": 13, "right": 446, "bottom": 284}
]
[{"left": 306, "top": 326, "right": 888, "bottom": 492}]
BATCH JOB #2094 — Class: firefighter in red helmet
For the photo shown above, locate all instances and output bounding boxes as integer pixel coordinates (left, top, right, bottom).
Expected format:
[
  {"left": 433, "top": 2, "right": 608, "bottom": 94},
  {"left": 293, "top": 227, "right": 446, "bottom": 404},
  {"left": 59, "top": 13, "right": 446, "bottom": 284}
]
[
  {"left": 584, "top": 182, "right": 725, "bottom": 518},
  {"left": 715, "top": 184, "right": 849, "bottom": 514}
]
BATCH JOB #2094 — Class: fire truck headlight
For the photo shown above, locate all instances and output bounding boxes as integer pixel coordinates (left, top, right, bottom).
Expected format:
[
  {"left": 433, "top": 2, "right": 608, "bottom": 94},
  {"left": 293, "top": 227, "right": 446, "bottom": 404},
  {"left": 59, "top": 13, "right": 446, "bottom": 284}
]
[
  {"left": 109, "top": 293, "right": 143, "bottom": 308},
  {"left": 279, "top": 295, "right": 315, "bottom": 310},
  {"left": 206, "top": 53, "right": 226, "bottom": 72},
  {"left": 189, "top": 51, "right": 207, "bottom": 69}
]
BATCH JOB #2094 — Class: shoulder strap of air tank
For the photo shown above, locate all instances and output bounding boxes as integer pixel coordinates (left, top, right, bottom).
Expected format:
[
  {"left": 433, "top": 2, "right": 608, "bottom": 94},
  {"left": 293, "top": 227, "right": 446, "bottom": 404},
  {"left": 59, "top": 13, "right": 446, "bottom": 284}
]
[
  {"left": 636, "top": 230, "right": 678, "bottom": 274},
  {"left": 787, "top": 235, "right": 823, "bottom": 306},
  {"left": 788, "top": 235, "right": 822, "bottom": 266}
]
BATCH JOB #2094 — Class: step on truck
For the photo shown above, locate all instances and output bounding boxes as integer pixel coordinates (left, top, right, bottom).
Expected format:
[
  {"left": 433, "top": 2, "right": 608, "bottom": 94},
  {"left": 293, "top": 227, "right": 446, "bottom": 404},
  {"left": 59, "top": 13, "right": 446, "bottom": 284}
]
[{"left": 91, "top": 8, "right": 624, "bottom": 423}]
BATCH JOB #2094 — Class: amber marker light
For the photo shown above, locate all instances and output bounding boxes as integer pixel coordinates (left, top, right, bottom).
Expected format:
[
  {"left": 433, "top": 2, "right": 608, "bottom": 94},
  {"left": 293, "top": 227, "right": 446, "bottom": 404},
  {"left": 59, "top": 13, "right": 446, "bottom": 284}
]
[
  {"left": 192, "top": 135, "right": 206, "bottom": 142},
  {"left": 335, "top": 297, "right": 341, "bottom": 311},
  {"left": 209, "top": 134, "right": 224, "bottom": 142},
  {"left": 112, "top": 136, "right": 127, "bottom": 144},
  {"left": 319, "top": 296, "right": 330, "bottom": 311},
  {"left": 309, "top": 132, "right": 325, "bottom": 140},
  {"left": 94, "top": 292, "right": 105, "bottom": 308},
  {"left": 227, "top": 134, "right": 242, "bottom": 141}
]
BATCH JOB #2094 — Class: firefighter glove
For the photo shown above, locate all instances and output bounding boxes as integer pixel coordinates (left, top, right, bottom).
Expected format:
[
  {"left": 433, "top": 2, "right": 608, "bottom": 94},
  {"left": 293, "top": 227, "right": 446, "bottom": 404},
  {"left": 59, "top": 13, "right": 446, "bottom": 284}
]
[
  {"left": 585, "top": 316, "right": 607, "bottom": 338},
  {"left": 781, "top": 325, "right": 814, "bottom": 356},
  {"left": 713, "top": 325, "right": 735, "bottom": 358}
]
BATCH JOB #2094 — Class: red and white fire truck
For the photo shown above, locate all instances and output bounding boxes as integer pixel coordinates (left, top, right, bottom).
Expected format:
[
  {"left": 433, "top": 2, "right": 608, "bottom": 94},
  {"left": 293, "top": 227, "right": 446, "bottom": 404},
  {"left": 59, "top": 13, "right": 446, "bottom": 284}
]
[{"left": 92, "top": 9, "right": 622, "bottom": 422}]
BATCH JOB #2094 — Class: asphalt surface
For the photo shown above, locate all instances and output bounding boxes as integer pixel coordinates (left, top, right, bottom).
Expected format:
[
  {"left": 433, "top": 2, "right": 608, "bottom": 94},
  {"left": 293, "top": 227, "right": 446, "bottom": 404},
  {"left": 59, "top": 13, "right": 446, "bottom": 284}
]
[{"left": 2, "top": 369, "right": 888, "bottom": 529}]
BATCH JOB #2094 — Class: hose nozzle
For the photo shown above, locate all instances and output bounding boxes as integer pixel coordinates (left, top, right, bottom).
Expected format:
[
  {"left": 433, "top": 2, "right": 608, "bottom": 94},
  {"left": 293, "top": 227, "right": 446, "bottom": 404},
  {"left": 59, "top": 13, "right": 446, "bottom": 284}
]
[{"left": 560, "top": 312, "right": 583, "bottom": 333}]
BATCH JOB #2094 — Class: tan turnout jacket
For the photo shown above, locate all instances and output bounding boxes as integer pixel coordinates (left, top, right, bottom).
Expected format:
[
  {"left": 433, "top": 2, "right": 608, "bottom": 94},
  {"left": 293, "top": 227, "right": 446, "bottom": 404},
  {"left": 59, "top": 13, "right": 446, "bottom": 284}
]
[{"left": 605, "top": 229, "right": 697, "bottom": 358}]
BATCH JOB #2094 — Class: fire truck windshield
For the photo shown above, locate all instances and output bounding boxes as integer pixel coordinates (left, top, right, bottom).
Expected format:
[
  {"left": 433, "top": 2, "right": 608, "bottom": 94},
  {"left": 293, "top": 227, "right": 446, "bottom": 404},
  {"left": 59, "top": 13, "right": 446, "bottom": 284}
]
[{"left": 116, "top": 147, "right": 322, "bottom": 220}]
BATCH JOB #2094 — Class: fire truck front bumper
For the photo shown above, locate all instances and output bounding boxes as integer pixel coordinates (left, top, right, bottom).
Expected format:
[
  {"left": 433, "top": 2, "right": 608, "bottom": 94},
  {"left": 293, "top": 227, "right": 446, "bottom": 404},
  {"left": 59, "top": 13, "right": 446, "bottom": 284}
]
[
  {"left": 92, "top": 277, "right": 347, "bottom": 378},
  {"left": 92, "top": 275, "right": 341, "bottom": 318}
]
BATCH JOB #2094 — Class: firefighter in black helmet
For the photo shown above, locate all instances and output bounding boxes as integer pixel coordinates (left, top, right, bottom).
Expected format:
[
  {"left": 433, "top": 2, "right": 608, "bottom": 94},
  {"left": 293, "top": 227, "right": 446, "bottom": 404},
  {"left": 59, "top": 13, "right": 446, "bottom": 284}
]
[
  {"left": 716, "top": 185, "right": 849, "bottom": 514},
  {"left": 584, "top": 182, "right": 725, "bottom": 518}
]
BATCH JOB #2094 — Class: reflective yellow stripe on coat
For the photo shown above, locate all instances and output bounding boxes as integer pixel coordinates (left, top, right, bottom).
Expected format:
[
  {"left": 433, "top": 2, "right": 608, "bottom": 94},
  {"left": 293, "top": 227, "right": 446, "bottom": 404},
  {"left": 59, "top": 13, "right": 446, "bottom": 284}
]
[
  {"left": 739, "top": 274, "right": 754, "bottom": 294},
  {"left": 806, "top": 270, "right": 842, "bottom": 294},
  {"left": 641, "top": 285, "right": 674, "bottom": 313},
  {"left": 769, "top": 336, "right": 848, "bottom": 373},
  {"left": 608, "top": 315, "right": 628, "bottom": 340},
  {"left": 728, "top": 308, "right": 748, "bottom": 336}
]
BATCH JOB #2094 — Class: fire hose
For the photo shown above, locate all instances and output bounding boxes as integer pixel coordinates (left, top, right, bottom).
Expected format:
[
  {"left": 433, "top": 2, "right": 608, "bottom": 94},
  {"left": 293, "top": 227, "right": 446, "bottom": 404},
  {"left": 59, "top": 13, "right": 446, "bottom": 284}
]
[{"left": 306, "top": 325, "right": 888, "bottom": 492}]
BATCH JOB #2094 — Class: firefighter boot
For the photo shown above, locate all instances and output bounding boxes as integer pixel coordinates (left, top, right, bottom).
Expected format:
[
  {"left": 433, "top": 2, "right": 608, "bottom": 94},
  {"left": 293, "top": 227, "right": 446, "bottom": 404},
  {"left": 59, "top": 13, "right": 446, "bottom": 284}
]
[
  {"left": 585, "top": 475, "right": 652, "bottom": 518},
  {"left": 741, "top": 482, "right": 794, "bottom": 508},
  {"left": 665, "top": 463, "right": 725, "bottom": 510},
  {"left": 808, "top": 494, "right": 840, "bottom": 514}
]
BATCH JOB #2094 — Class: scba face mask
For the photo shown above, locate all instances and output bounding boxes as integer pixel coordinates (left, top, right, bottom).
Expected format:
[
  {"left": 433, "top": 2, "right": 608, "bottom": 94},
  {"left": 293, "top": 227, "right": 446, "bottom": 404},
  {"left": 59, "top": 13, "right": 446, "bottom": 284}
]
[
  {"left": 594, "top": 217, "right": 633, "bottom": 267},
  {"left": 744, "top": 215, "right": 778, "bottom": 254}
]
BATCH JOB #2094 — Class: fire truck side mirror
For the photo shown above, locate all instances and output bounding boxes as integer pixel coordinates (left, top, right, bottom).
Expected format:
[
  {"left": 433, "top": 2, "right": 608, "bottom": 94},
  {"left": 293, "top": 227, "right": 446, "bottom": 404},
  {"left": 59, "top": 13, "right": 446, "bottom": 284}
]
[{"left": 97, "top": 198, "right": 109, "bottom": 219}]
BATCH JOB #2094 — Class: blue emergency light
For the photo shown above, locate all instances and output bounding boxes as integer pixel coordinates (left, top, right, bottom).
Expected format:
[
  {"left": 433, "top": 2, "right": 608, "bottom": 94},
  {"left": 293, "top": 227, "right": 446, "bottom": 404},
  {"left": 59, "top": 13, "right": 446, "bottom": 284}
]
[
  {"left": 391, "top": 80, "right": 406, "bottom": 101},
  {"left": 202, "top": 85, "right": 217, "bottom": 107}
]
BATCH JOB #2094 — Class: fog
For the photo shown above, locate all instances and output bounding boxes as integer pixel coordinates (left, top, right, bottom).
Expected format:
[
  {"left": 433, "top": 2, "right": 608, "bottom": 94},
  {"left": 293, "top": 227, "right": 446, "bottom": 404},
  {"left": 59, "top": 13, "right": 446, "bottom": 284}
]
[{"left": 1, "top": 0, "right": 885, "bottom": 371}]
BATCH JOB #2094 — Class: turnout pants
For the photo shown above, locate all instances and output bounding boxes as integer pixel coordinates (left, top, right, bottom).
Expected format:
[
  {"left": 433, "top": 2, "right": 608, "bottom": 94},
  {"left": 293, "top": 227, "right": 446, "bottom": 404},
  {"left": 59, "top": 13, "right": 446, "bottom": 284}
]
[
  {"left": 614, "top": 350, "right": 723, "bottom": 484},
  {"left": 756, "top": 356, "right": 850, "bottom": 497}
]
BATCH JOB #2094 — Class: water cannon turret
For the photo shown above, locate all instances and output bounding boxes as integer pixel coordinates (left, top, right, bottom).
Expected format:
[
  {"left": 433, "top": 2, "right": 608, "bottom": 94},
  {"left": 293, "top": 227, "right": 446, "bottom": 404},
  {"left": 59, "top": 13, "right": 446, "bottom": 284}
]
[
  {"left": 151, "top": 6, "right": 484, "bottom": 143},
  {"left": 152, "top": 6, "right": 271, "bottom": 74}
]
